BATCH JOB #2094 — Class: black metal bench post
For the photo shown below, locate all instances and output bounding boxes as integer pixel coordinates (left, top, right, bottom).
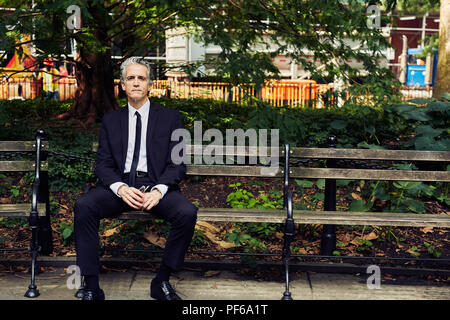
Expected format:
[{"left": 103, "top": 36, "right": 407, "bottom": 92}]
[
  {"left": 283, "top": 143, "right": 290, "bottom": 209},
  {"left": 281, "top": 192, "right": 294, "bottom": 300},
  {"left": 37, "top": 129, "right": 53, "bottom": 255},
  {"left": 24, "top": 129, "right": 46, "bottom": 298},
  {"left": 321, "top": 135, "right": 337, "bottom": 255},
  {"left": 281, "top": 143, "right": 294, "bottom": 300}
]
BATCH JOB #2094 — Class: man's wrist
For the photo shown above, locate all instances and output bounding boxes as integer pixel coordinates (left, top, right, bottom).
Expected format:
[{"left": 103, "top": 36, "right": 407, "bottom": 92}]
[
  {"left": 151, "top": 188, "right": 162, "bottom": 198},
  {"left": 151, "top": 184, "right": 168, "bottom": 198},
  {"left": 110, "top": 182, "right": 128, "bottom": 198}
]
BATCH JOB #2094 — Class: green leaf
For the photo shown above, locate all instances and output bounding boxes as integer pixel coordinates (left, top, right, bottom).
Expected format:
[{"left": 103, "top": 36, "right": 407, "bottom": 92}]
[
  {"left": 407, "top": 98, "right": 434, "bottom": 105},
  {"left": 316, "top": 179, "right": 325, "bottom": 190},
  {"left": 295, "top": 180, "right": 314, "bottom": 188},
  {"left": 330, "top": 120, "right": 347, "bottom": 130},
  {"left": 404, "top": 110, "right": 431, "bottom": 121},
  {"left": 439, "top": 92, "right": 450, "bottom": 101},
  {"left": 402, "top": 198, "right": 425, "bottom": 213},
  {"left": 357, "top": 141, "right": 385, "bottom": 150},
  {"left": 364, "top": 125, "right": 376, "bottom": 135},
  {"left": 393, "top": 181, "right": 422, "bottom": 190},
  {"left": 336, "top": 179, "right": 352, "bottom": 187},
  {"left": 61, "top": 227, "right": 73, "bottom": 240},
  {"left": 313, "top": 193, "right": 324, "bottom": 201},
  {"left": 414, "top": 136, "right": 436, "bottom": 150},
  {"left": 415, "top": 125, "right": 443, "bottom": 138},
  {"left": 349, "top": 200, "right": 372, "bottom": 212},
  {"left": 428, "top": 101, "right": 450, "bottom": 112}
]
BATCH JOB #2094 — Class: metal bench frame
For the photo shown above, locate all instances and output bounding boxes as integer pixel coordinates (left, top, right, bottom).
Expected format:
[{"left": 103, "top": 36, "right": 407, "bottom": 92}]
[
  {"left": 84, "top": 136, "right": 450, "bottom": 300},
  {"left": 0, "top": 129, "right": 52, "bottom": 298}
]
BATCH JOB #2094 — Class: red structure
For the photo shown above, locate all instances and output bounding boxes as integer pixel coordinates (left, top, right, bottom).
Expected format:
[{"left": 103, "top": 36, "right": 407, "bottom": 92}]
[{"left": 388, "top": 13, "right": 440, "bottom": 79}]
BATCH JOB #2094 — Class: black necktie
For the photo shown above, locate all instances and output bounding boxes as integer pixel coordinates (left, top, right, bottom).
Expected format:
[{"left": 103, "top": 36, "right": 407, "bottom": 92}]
[{"left": 129, "top": 111, "right": 141, "bottom": 187}]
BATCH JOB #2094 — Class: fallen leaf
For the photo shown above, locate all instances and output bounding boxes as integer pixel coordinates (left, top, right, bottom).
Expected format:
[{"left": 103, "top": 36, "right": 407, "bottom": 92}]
[
  {"left": 275, "top": 232, "right": 284, "bottom": 240},
  {"left": 196, "top": 221, "right": 221, "bottom": 233},
  {"left": 143, "top": 230, "right": 166, "bottom": 248},
  {"left": 203, "top": 230, "right": 235, "bottom": 248},
  {"left": 196, "top": 221, "right": 235, "bottom": 248},
  {"left": 203, "top": 270, "right": 221, "bottom": 277},
  {"left": 0, "top": 198, "right": 12, "bottom": 204},
  {"left": 351, "top": 193, "right": 362, "bottom": 200},
  {"left": 211, "top": 284, "right": 217, "bottom": 289},
  {"left": 104, "top": 227, "right": 119, "bottom": 237},
  {"left": 407, "top": 248, "right": 420, "bottom": 257},
  {"left": 420, "top": 227, "right": 434, "bottom": 234},
  {"left": 362, "top": 232, "right": 378, "bottom": 241},
  {"left": 298, "top": 248, "right": 308, "bottom": 255},
  {"left": 58, "top": 204, "right": 70, "bottom": 214}
]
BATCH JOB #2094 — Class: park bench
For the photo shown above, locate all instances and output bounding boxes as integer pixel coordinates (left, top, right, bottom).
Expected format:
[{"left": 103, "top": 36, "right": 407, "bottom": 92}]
[
  {"left": 286, "top": 136, "right": 450, "bottom": 257},
  {"left": 85, "top": 137, "right": 449, "bottom": 300},
  {"left": 0, "top": 129, "right": 53, "bottom": 298},
  {"left": 84, "top": 141, "right": 296, "bottom": 299}
]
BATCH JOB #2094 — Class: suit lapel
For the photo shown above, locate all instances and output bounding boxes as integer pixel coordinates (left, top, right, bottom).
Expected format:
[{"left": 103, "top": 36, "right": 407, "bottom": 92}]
[
  {"left": 147, "top": 102, "right": 159, "bottom": 148},
  {"left": 120, "top": 106, "right": 129, "bottom": 173},
  {"left": 146, "top": 102, "right": 159, "bottom": 175}
]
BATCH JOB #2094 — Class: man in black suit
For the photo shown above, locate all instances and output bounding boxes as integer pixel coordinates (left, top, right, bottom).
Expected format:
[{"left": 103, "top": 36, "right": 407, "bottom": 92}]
[{"left": 74, "top": 57, "right": 197, "bottom": 300}]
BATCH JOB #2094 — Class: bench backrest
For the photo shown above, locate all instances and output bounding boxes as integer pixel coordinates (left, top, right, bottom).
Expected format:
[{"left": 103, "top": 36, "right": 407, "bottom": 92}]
[
  {"left": 0, "top": 141, "right": 49, "bottom": 172},
  {"left": 288, "top": 146, "right": 450, "bottom": 182}
]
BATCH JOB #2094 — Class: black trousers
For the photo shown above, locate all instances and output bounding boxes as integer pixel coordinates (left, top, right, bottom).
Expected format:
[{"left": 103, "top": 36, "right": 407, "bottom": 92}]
[{"left": 74, "top": 176, "right": 198, "bottom": 276}]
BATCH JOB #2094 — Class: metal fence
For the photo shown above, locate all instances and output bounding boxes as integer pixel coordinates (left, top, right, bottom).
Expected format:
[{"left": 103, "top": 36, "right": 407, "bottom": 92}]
[
  {"left": 149, "top": 80, "right": 337, "bottom": 108},
  {"left": 0, "top": 77, "right": 434, "bottom": 106}
]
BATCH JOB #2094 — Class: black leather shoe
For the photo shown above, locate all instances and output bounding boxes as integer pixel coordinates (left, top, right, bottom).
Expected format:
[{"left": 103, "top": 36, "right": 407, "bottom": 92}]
[
  {"left": 81, "top": 289, "right": 105, "bottom": 300},
  {"left": 150, "top": 279, "right": 181, "bottom": 300}
]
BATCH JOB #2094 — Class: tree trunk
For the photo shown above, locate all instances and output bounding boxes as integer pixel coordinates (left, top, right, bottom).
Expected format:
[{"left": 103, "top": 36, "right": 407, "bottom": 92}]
[
  {"left": 69, "top": 49, "right": 118, "bottom": 126},
  {"left": 433, "top": 0, "right": 450, "bottom": 98},
  {"left": 57, "top": 3, "right": 119, "bottom": 126}
]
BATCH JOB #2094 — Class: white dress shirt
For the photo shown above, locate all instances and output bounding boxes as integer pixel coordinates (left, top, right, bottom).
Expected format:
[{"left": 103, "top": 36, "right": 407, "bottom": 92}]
[{"left": 110, "top": 99, "right": 168, "bottom": 198}]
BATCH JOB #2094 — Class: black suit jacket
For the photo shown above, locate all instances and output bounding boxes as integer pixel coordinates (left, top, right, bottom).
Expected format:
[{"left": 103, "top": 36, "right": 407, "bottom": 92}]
[{"left": 95, "top": 102, "right": 186, "bottom": 190}]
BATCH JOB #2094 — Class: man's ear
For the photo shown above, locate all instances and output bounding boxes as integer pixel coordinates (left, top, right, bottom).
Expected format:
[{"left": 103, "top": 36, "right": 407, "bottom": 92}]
[{"left": 121, "top": 81, "right": 126, "bottom": 91}]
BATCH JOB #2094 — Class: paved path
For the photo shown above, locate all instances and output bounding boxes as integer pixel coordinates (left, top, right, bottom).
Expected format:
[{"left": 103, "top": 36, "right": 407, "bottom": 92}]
[{"left": 1, "top": 266, "right": 449, "bottom": 300}]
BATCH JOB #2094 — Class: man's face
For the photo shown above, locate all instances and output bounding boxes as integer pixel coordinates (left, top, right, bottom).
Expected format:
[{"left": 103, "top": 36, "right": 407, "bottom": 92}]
[{"left": 121, "top": 63, "right": 151, "bottom": 106}]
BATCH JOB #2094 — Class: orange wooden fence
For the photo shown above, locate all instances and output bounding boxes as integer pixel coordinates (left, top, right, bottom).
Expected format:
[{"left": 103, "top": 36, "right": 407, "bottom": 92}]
[{"left": 0, "top": 77, "right": 429, "bottom": 106}]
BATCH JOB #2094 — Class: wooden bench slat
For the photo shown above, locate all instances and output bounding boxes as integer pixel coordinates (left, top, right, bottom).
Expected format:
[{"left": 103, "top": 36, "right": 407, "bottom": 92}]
[
  {"left": 118, "top": 208, "right": 287, "bottom": 223},
  {"left": 116, "top": 208, "right": 450, "bottom": 228},
  {"left": 185, "top": 145, "right": 281, "bottom": 157},
  {"left": 290, "top": 167, "right": 450, "bottom": 182},
  {"left": 290, "top": 148, "right": 450, "bottom": 162},
  {"left": 0, "top": 203, "right": 46, "bottom": 217},
  {"left": 0, "top": 161, "right": 48, "bottom": 172},
  {"left": 292, "top": 210, "right": 450, "bottom": 228},
  {"left": 0, "top": 141, "right": 49, "bottom": 152},
  {"left": 187, "top": 164, "right": 282, "bottom": 177}
]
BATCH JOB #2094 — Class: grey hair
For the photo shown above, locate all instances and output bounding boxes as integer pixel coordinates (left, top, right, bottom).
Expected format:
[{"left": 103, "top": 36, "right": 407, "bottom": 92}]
[{"left": 120, "top": 57, "right": 153, "bottom": 83}]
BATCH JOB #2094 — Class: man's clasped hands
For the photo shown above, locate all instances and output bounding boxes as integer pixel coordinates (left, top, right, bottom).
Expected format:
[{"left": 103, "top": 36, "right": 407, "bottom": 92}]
[{"left": 117, "top": 185, "right": 162, "bottom": 211}]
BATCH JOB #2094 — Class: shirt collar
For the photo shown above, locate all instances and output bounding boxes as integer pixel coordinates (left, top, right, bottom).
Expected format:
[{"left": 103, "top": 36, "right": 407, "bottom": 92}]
[{"left": 128, "top": 98, "right": 150, "bottom": 117}]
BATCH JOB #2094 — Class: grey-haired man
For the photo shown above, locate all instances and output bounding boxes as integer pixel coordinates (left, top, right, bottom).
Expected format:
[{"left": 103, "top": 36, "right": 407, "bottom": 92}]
[{"left": 74, "top": 57, "right": 197, "bottom": 300}]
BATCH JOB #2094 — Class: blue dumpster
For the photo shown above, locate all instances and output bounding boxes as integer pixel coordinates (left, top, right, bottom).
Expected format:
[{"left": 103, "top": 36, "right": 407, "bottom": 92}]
[{"left": 406, "top": 48, "right": 438, "bottom": 87}]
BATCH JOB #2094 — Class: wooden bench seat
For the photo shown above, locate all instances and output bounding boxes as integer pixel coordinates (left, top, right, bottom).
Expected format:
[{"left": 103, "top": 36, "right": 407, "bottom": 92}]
[
  {"left": 118, "top": 208, "right": 450, "bottom": 227},
  {"left": 0, "top": 203, "right": 46, "bottom": 217}
]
